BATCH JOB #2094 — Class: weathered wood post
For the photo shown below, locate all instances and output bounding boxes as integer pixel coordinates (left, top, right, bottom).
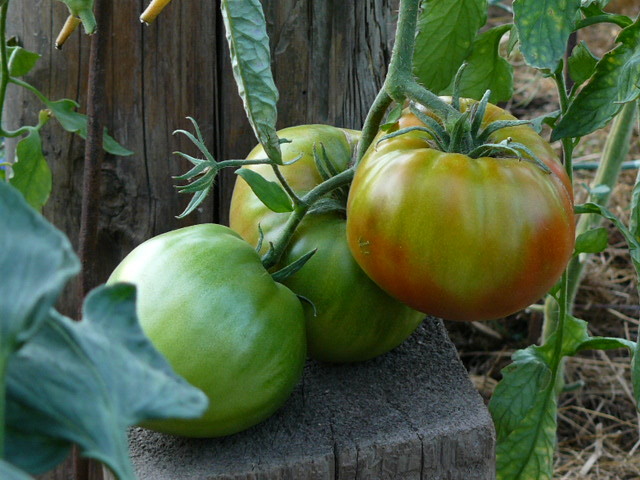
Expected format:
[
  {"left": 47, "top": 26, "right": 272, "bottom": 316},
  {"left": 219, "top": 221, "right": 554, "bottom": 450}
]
[{"left": 7, "top": 1, "right": 495, "bottom": 479}]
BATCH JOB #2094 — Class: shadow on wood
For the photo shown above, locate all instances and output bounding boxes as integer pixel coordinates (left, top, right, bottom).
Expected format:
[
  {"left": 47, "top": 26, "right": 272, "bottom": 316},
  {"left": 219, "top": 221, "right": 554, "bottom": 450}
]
[{"left": 104, "top": 318, "right": 495, "bottom": 480}]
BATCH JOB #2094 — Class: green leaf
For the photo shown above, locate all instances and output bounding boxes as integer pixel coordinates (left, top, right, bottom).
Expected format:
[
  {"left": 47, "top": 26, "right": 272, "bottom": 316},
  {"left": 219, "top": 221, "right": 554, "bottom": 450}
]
[
  {"left": 568, "top": 41, "right": 599, "bottom": 86},
  {"left": 7, "top": 46, "right": 41, "bottom": 77},
  {"left": 513, "top": 0, "right": 582, "bottom": 71},
  {"left": 0, "top": 181, "right": 80, "bottom": 357},
  {"left": 413, "top": 0, "right": 487, "bottom": 93},
  {"left": 633, "top": 340, "right": 640, "bottom": 408},
  {"left": 9, "top": 129, "right": 52, "bottom": 210},
  {"left": 5, "top": 416, "right": 71, "bottom": 475},
  {"left": 0, "top": 461, "right": 34, "bottom": 480},
  {"left": 236, "top": 168, "right": 293, "bottom": 213},
  {"left": 577, "top": 336, "right": 636, "bottom": 352},
  {"left": 529, "top": 110, "right": 561, "bottom": 133},
  {"left": 5, "top": 284, "right": 208, "bottom": 480},
  {"left": 574, "top": 227, "right": 608, "bottom": 254},
  {"left": 221, "top": 0, "right": 281, "bottom": 163},
  {"left": 44, "top": 98, "right": 133, "bottom": 156},
  {"left": 445, "top": 25, "right": 514, "bottom": 103},
  {"left": 575, "top": 202, "right": 640, "bottom": 271},
  {"left": 491, "top": 314, "right": 606, "bottom": 480},
  {"left": 490, "top": 347, "right": 559, "bottom": 480},
  {"left": 553, "top": 18, "right": 640, "bottom": 140}
]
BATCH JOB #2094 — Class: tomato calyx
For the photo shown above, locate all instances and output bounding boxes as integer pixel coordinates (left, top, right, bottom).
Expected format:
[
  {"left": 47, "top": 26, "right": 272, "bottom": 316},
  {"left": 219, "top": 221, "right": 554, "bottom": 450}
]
[{"left": 378, "top": 91, "right": 552, "bottom": 174}]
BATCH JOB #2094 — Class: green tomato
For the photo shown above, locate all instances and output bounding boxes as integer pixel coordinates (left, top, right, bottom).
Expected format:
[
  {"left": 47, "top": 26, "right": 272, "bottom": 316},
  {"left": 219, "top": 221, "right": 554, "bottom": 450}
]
[
  {"left": 346, "top": 100, "right": 575, "bottom": 322},
  {"left": 230, "top": 125, "right": 424, "bottom": 363},
  {"left": 108, "top": 224, "right": 306, "bottom": 437}
]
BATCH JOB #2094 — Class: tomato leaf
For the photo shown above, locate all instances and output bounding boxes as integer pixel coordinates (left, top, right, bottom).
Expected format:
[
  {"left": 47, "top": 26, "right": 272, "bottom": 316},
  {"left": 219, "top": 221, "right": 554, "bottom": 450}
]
[
  {"left": 236, "top": 168, "right": 293, "bottom": 213},
  {"left": 529, "top": 110, "right": 560, "bottom": 133},
  {"left": 44, "top": 98, "right": 133, "bottom": 156},
  {"left": 413, "top": 0, "right": 487, "bottom": 93},
  {"left": 574, "top": 227, "right": 608, "bottom": 254},
  {"left": 5, "top": 417, "right": 71, "bottom": 475},
  {"left": 552, "top": 18, "right": 640, "bottom": 140},
  {"left": 0, "top": 181, "right": 79, "bottom": 358},
  {"left": 9, "top": 129, "right": 52, "bottom": 210},
  {"left": 513, "top": 0, "right": 581, "bottom": 71},
  {"left": 444, "top": 25, "right": 514, "bottom": 103},
  {"left": 5, "top": 284, "right": 209, "bottom": 478},
  {"left": 221, "top": 0, "right": 281, "bottom": 163},
  {"left": 575, "top": 203, "right": 640, "bottom": 271},
  {"left": 491, "top": 313, "right": 598, "bottom": 480},
  {"left": 7, "top": 46, "right": 41, "bottom": 77},
  {"left": 490, "top": 346, "right": 559, "bottom": 480},
  {"left": 0, "top": 461, "right": 33, "bottom": 480},
  {"left": 568, "top": 41, "right": 599, "bottom": 87}
]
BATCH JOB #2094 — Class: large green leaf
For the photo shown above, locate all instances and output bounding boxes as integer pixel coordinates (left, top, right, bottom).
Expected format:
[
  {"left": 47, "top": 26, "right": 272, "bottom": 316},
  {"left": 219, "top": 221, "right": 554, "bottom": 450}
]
[
  {"left": 9, "top": 129, "right": 52, "bottom": 210},
  {"left": 0, "top": 181, "right": 79, "bottom": 357},
  {"left": 44, "top": 98, "right": 133, "bottom": 157},
  {"left": 7, "top": 46, "right": 41, "bottom": 77},
  {"left": 221, "top": 0, "right": 281, "bottom": 163},
  {"left": 5, "top": 284, "right": 208, "bottom": 479},
  {"left": 447, "top": 25, "right": 514, "bottom": 103},
  {"left": 5, "top": 417, "right": 70, "bottom": 476},
  {"left": 490, "top": 312, "right": 632, "bottom": 480},
  {"left": 0, "top": 460, "right": 33, "bottom": 480},
  {"left": 513, "top": 0, "right": 581, "bottom": 71},
  {"left": 413, "top": 0, "right": 487, "bottom": 93},
  {"left": 490, "top": 347, "right": 559, "bottom": 480},
  {"left": 553, "top": 18, "right": 640, "bottom": 140}
]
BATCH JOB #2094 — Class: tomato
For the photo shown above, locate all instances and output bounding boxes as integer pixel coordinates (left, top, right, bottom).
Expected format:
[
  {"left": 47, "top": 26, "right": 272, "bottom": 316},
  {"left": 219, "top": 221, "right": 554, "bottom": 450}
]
[
  {"left": 346, "top": 99, "right": 575, "bottom": 322},
  {"left": 108, "top": 224, "right": 306, "bottom": 437},
  {"left": 229, "top": 125, "right": 424, "bottom": 363}
]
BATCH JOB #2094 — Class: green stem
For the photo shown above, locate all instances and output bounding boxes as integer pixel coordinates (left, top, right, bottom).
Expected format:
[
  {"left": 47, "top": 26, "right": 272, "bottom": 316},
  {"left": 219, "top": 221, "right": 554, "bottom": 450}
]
[
  {"left": 271, "top": 164, "right": 302, "bottom": 206},
  {"left": 354, "top": 89, "right": 392, "bottom": 166},
  {"left": 261, "top": 168, "right": 355, "bottom": 269},
  {"left": 383, "top": 0, "right": 457, "bottom": 120},
  {"left": 574, "top": 14, "right": 632, "bottom": 30},
  {"left": 2, "top": 78, "right": 49, "bottom": 137},
  {"left": 566, "top": 101, "right": 637, "bottom": 307},
  {"left": 0, "top": 0, "right": 10, "bottom": 138}
]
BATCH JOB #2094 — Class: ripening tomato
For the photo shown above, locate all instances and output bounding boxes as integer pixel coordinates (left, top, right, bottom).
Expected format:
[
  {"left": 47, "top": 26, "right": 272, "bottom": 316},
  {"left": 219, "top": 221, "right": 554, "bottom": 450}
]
[
  {"left": 346, "top": 99, "right": 575, "bottom": 321},
  {"left": 108, "top": 224, "right": 306, "bottom": 437},
  {"left": 229, "top": 125, "right": 424, "bottom": 362}
]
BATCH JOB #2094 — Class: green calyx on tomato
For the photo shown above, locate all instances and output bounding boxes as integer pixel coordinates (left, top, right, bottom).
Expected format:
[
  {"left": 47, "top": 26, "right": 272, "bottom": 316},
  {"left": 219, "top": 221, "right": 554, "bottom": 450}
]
[
  {"left": 108, "top": 224, "right": 306, "bottom": 437},
  {"left": 347, "top": 98, "right": 575, "bottom": 322},
  {"left": 230, "top": 125, "right": 424, "bottom": 363}
]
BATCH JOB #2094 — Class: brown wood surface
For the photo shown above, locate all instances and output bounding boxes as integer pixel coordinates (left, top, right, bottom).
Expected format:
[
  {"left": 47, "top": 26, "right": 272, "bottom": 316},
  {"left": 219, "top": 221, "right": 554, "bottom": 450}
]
[{"left": 7, "top": 2, "right": 406, "bottom": 479}]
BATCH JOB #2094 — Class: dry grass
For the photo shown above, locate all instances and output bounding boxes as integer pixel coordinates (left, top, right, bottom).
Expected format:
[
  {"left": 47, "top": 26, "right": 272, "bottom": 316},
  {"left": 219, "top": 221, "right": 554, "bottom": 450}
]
[{"left": 453, "top": 4, "right": 640, "bottom": 478}]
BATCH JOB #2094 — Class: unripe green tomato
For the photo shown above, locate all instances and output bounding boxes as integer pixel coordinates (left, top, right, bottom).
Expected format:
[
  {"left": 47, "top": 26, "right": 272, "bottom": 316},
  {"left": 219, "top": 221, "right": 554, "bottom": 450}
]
[
  {"left": 230, "top": 125, "right": 424, "bottom": 363},
  {"left": 346, "top": 99, "right": 575, "bottom": 322},
  {"left": 108, "top": 224, "right": 306, "bottom": 437}
]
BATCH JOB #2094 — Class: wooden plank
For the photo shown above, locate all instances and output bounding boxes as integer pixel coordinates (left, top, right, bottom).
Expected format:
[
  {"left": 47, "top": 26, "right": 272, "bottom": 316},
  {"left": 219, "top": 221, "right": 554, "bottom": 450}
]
[{"left": 104, "top": 319, "right": 495, "bottom": 480}]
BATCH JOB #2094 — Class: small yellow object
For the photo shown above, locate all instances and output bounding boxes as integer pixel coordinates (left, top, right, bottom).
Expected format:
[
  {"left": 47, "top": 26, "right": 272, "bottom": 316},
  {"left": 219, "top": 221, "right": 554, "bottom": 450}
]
[
  {"left": 140, "top": 0, "right": 174, "bottom": 25},
  {"left": 55, "top": 15, "right": 82, "bottom": 49}
]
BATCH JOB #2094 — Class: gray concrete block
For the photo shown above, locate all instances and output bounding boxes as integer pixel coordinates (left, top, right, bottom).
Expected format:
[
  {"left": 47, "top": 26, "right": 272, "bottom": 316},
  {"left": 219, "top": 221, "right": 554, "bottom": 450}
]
[{"left": 115, "top": 317, "right": 495, "bottom": 479}]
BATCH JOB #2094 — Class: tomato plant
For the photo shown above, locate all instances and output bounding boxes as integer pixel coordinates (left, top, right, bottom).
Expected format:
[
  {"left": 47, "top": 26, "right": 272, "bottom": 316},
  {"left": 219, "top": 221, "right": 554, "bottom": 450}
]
[
  {"left": 229, "top": 125, "right": 424, "bottom": 362},
  {"left": 108, "top": 224, "right": 306, "bottom": 437},
  {"left": 347, "top": 99, "right": 576, "bottom": 322}
]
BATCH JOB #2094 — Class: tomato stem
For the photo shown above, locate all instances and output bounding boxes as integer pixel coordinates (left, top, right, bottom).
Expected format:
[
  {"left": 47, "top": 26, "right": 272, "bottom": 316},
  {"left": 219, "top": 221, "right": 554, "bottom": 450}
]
[
  {"left": 261, "top": 168, "right": 355, "bottom": 270},
  {"left": 355, "top": 89, "right": 392, "bottom": 166},
  {"left": 565, "top": 101, "right": 637, "bottom": 307},
  {"left": 271, "top": 164, "right": 303, "bottom": 206}
]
